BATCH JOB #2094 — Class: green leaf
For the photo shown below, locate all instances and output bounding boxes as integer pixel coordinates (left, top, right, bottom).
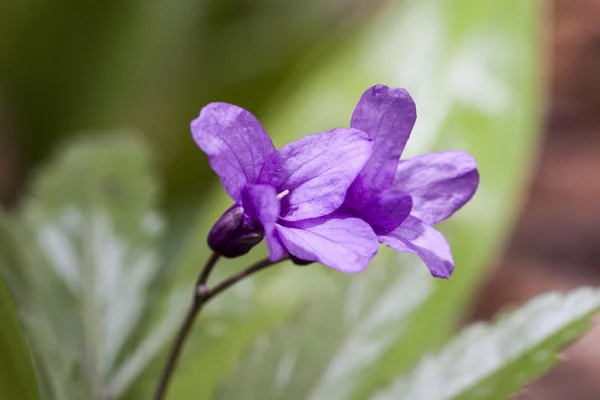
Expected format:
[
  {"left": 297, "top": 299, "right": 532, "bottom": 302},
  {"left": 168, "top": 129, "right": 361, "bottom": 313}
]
[
  {"left": 217, "top": 284, "right": 600, "bottom": 400},
  {"left": 0, "top": 276, "right": 41, "bottom": 400},
  {"left": 216, "top": 250, "right": 435, "bottom": 400},
  {"left": 0, "top": 133, "right": 169, "bottom": 399},
  {"left": 374, "top": 288, "right": 600, "bottom": 400}
]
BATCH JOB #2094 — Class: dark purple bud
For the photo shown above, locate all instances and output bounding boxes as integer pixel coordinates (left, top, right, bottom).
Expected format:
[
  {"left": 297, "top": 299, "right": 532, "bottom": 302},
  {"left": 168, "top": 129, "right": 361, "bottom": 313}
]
[
  {"left": 289, "top": 255, "right": 313, "bottom": 266},
  {"left": 208, "top": 205, "right": 264, "bottom": 258}
]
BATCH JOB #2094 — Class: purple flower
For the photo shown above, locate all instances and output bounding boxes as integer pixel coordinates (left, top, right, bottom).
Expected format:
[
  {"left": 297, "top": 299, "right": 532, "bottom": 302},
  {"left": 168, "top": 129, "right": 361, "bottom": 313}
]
[
  {"left": 192, "top": 103, "right": 379, "bottom": 272},
  {"left": 341, "top": 85, "right": 480, "bottom": 278}
]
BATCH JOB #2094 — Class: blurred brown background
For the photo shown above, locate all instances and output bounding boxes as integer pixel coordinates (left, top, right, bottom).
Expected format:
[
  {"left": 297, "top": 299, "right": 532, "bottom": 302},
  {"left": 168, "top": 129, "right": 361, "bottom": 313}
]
[{"left": 471, "top": 0, "right": 600, "bottom": 398}]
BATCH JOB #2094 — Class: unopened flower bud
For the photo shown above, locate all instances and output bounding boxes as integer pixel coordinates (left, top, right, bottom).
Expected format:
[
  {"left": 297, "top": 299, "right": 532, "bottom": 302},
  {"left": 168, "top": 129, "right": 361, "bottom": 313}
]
[
  {"left": 290, "top": 254, "right": 314, "bottom": 266},
  {"left": 207, "top": 205, "right": 264, "bottom": 258}
]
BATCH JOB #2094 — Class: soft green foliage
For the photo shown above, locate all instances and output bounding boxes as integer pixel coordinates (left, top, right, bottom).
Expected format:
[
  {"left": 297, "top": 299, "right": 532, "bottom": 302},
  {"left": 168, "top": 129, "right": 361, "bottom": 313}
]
[
  {"left": 0, "top": 277, "right": 41, "bottom": 400},
  {"left": 220, "top": 285, "right": 600, "bottom": 400},
  {"left": 125, "top": 226, "right": 331, "bottom": 399},
  {"left": 216, "top": 250, "right": 435, "bottom": 400},
  {"left": 373, "top": 288, "right": 600, "bottom": 400},
  {"left": 0, "top": 132, "right": 324, "bottom": 400},
  {"left": 0, "top": 134, "right": 171, "bottom": 399}
]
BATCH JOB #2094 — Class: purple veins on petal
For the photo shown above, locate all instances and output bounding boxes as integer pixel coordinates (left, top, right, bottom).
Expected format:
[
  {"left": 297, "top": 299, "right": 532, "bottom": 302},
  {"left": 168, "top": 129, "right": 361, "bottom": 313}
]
[
  {"left": 194, "top": 84, "right": 478, "bottom": 277},
  {"left": 241, "top": 184, "right": 280, "bottom": 238},
  {"left": 194, "top": 101, "right": 379, "bottom": 271},
  {"left": 336, "top": 84, "right": 479, "bottom": 278},
  {"left": 393, "top": 150, "right": 479, "bottom": 226},
  {"left": 347, "top": 85, "right": 417, "bottom": 206},
  {"left": 258, "top": 128, "right": 374, "bottom": 221},
  {"left": 275, "top": 215, "right": 379, "bottom": 273},
  {"left": 379, "top": 216, "right": 454, "bottom": 279},
  {"left": 241, "top": 184, "right": 287, "bottom": 261},
  {"left": 191, "top": 103, "right": 276, "bottom": 202},
  {"left": 351, "top": 189, "right": 413, "bottom": 232}
]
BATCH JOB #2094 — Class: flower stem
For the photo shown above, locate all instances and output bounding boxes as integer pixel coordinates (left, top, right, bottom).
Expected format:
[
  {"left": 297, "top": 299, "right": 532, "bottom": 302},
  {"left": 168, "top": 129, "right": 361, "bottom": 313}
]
[
  {"left": 197, "top": 252, "right": 220, "bottom": 290},
  {"left": 153, "top": 252, "right": 220, "bottom": 400},
  {"left": 153, "top": 255, "right": 286, "bottom": 400},
  {"left": 153, "top": 296, "right": 203, "bottom": 400},
  {"left": 203, "top": 257, "right": 287, "bottom": 303}
]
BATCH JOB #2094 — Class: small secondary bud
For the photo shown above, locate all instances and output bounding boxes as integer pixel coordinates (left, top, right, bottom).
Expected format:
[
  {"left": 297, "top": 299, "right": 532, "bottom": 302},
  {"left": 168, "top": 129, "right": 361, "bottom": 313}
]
[
  {"left": 289, "top": 254, "right": 314, "bottom": 266},
  {"left": 207, "top": 205, "right": 264, "bottom": 258}
]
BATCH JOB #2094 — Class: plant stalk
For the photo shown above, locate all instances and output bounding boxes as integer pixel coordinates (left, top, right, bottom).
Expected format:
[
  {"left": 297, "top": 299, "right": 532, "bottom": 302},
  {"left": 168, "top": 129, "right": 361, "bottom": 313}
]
[{"left": 153, "top": 255, "right": 285, "bottom": 400}]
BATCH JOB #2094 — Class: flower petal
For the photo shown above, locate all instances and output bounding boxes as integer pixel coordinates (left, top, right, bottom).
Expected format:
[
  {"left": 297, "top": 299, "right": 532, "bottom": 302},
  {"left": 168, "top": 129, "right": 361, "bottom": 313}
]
[
  {"left": 394, "top": 150, "right": 479, "bottom": 225},
  {"left": 351, "top": 189, "right": 412, "bottom": 232},
  {"left": 241, "top": 184, "right": 285, "bottom": 261},
  {"left": 347, "top": 85, "right": 417, "bottom": 206},
  {"left": 275, "top": 215, "right": 378, "bottom": 273},
  {"left": 258, "top": 128, "right": 373, "bottom": 221},
  {"left": 192, "top": 103, "right": 276, "bottom": 202},
  {"left": 379, "top": 216, "right": 454, "bottom": 278},
  {"left": 265, "top": 230, "right": 288, "bottom": 262}
]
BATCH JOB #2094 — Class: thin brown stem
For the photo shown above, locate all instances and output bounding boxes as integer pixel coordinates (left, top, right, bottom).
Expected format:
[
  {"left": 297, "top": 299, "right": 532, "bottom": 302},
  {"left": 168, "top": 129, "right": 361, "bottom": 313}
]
[
  {"left": 196, "top": 251, "right": 220, "bottom": 288},
  {"left": 203, "top": 257, "right": 287, "bottom": 304},
  {"left": 153, "top": 252, "right": 220, "bottom": 400},
  {"left": 153, "top": 255, "right": 286, "bottom": 400}
]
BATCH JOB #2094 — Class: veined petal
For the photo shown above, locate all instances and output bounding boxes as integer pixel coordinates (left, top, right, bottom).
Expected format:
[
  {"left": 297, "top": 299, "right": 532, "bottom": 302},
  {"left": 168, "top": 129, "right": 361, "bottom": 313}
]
[
  {"left": 379, "top": 216, "right": 454, "bottom": 278},
  {"left": 192, "top": 103, "right": 276, "bottom": 202},
  {"left": 241, "top": 184, "right": 279, "bottom": 232},
  {"left": 265, "top": 230, "right": 288, "bottom": 262},
  {"left": 258, "top": 128, "right": 373, "bottom": 221},
  {"left": 394, "top": 151, "right": 479, "bottom": 225},
  {"left": 347, "top": 85, "right": 417, "bottom": 206},
  {"left": 241, "top": 184, "right": 285, "bottom": 261},
  {"left": 275, "top": 215, "right": 378, "bottom": 273},
  {"left": 352, "top": 189, "right": 412, "bottom": 232}
]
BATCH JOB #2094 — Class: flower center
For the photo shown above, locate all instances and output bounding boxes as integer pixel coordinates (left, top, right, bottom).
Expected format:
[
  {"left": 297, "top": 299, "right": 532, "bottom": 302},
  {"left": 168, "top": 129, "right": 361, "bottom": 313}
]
[{"left": 276, "top": 189, "right": 290, "bottom": 200}]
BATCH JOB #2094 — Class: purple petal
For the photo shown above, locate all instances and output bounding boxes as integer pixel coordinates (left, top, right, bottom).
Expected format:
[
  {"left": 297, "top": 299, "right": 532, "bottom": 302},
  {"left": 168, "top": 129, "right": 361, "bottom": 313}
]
[
  {"left": 265, "top": 230, "right": 288, "bottom": 262},
  {"left": 192, "top": 103, "right": 276, "bottom": 202},
  {"left": 394, "top": 151, "right": 479, "bottom": 226},
  {"left": 258, "top": 128, "right": 373, "bottom": 221},
  {"left": 347, "top": 85, "right": 417, "bottom": 206},
  {"left": 275, "top": 215, "right": 378, "bottom": 273},
  {"left": 351, "top": 189, "right": 412, "bottom": 232},
  {"left": 241, "top": 184, "right": 285, "bottom": 261},
  {"left": 379, "top": 216, "right": 454, "bottom": 278}
]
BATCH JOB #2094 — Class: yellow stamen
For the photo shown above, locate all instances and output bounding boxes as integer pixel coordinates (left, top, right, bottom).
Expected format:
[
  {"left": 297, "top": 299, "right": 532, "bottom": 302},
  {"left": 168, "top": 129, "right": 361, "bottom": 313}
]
[{"left": 276, "top": 189, "right": 290, "bottom": 200}]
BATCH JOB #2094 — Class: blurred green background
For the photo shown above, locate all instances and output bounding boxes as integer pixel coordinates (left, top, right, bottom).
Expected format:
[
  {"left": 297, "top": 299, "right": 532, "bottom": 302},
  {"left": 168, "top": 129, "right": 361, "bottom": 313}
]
[
  {"left": 0, "top": 0, "right": 380, "bottom": 211},
  {"left": 6, "top": 0, "right": 600, "bottom": 399}
]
